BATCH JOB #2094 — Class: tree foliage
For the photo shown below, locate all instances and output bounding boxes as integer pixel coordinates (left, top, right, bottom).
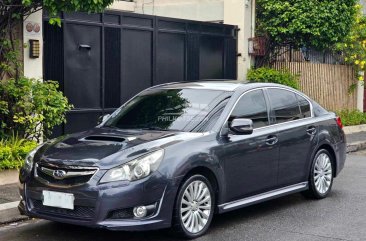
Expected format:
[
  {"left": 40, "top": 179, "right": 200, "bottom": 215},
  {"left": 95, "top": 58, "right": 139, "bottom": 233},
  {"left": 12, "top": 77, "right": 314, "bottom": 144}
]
[
  {"left": 336, "top": 4, "right": 366, "bottom": 79},
  {"left": 247, "top": 67, "right": 299, "bottom": 89},
  {"left": 256, "top": 0, "right": 358, "bottom": 50},
  {"left": 0, "top": 77, "right": 73, "bottom": 141}
]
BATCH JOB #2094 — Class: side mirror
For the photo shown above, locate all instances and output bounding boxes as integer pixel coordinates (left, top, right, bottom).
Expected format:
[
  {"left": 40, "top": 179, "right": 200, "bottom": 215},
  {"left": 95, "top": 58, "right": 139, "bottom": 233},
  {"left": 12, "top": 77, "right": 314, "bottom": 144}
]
[
  {"left": 230, "top": 118, "right": 254, "bottom": 135},
  {"left": 98, "top": 114, "right": 111, "bottom": 125}
]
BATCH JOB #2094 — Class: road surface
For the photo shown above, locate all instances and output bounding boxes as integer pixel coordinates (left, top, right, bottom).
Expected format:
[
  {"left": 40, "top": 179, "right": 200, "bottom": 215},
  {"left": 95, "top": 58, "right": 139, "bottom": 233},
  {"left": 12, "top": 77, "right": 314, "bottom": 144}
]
[{"left": 1, "top": 153, "right": 365, "bottom": 241}]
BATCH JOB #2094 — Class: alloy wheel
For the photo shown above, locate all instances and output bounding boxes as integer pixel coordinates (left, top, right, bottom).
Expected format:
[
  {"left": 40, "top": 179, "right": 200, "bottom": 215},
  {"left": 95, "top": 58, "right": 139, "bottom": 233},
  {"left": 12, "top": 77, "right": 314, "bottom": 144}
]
[
  {"left": 180, "top": 180, "right": 212, "bottom": 234},
  {"left": 314, "top": 153, "right": 333, "bottom": 194}
]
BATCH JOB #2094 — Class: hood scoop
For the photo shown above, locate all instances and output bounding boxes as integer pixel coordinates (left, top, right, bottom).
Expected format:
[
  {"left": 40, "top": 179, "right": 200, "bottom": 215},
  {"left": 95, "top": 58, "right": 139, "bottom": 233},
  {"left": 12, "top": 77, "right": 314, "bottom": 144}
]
[{"left": 81, "top": 135, "right": 127, "bottom": 143}]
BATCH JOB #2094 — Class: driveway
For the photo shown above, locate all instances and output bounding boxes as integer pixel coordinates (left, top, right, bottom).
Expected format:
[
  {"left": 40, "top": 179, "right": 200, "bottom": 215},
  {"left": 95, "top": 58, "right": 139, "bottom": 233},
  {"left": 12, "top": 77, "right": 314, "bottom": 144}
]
[{"left": 1, "top": 153, "right": 365, "bottom": 241}]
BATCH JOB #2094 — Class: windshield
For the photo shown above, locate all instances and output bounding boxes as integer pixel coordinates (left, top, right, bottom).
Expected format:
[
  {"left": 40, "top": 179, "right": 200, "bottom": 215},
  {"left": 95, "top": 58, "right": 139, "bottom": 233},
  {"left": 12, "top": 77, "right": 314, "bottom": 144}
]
[{"left": 104, "top": 88, "right": 232, "bottom": 132}]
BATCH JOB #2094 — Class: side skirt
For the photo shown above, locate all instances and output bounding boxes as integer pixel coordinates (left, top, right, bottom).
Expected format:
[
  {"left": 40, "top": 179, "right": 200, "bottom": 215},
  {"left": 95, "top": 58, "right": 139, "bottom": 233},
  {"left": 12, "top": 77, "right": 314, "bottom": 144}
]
[{"left": 217, "top": 182, "right": 308, "bottom": 213}]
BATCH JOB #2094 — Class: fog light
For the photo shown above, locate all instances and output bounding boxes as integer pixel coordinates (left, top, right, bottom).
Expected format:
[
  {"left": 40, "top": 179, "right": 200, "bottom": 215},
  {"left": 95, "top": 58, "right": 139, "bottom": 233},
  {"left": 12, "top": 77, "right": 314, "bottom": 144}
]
[{"left": 133, "top": 206, "right": 147, "bottom": 218}]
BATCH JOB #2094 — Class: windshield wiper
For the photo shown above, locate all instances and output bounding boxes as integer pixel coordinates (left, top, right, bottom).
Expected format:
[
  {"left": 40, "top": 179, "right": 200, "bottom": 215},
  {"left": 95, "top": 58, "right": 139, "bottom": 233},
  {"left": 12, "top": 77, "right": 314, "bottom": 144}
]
[
  {"left": 141, "top": 126, "right": 180, "bottom": 132},
  {"left": 141, "top": 126, "right": 166, "bottom": 131}
]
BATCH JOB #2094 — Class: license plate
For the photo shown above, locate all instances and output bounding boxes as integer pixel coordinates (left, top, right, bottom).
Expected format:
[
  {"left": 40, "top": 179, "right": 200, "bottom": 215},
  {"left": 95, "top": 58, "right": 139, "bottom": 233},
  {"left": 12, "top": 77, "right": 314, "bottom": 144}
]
[{"left": 42, "top": 190, "right": 74, "bottom": 210}]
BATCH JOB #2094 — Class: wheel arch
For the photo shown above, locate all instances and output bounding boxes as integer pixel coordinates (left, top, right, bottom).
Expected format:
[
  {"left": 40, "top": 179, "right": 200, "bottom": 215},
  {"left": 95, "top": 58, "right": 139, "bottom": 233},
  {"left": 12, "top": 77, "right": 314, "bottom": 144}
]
[
  {"left": 176, "top": 165, "right": 222, "bottom": 212},
  {"left": 315, "top": 143, "right": 337, "bottom": 177}
]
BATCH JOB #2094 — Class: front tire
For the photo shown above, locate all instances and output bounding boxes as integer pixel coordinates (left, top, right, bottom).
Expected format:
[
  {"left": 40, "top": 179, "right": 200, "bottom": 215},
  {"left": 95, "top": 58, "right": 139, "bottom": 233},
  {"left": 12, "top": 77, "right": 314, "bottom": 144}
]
[
  {"left": 303, "top": 149, "right": 334, "bottom": 199},
  {"left": 172, "top": 175, "right": 215, "bottom": 239}
]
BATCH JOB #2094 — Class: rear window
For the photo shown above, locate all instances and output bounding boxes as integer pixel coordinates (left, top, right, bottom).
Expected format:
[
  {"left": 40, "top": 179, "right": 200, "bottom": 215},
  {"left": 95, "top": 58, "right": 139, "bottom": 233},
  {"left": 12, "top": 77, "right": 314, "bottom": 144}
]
[
  {"left": 267, "top": 89, "right": 302, "bottom": 124},
  {"left": 312, "top": 101, "right": 328, "bottom": 117},
  {"left": 296, "top": 94, "right": 311, "bottom": 118}
]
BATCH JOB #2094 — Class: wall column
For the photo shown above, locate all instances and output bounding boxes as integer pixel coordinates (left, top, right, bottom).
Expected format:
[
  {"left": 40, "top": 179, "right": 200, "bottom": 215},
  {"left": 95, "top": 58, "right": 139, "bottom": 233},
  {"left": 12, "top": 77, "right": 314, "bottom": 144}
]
[
  {"left": 23, "top": 10, "right": 43, "bottom": 79},
  {"left": 224, "top": 0, "right": 255, "bottom": 81},
  {"left": 357, "top": 72, "right": 365, "bottom": 112}
]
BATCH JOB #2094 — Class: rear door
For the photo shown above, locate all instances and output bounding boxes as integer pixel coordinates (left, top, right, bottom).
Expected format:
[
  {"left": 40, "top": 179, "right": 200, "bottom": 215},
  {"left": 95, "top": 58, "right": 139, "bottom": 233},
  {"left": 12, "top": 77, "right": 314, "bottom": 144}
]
[{"left": 266, "top": 88, "right": 318, "bottom": 187}]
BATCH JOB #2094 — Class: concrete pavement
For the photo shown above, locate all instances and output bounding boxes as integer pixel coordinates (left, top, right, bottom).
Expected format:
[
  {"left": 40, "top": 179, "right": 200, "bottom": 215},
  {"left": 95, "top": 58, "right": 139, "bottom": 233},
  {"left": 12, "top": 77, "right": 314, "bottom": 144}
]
[
  {"left": 0, "top": 152, "right": 365, "bottom": 241},
  {"left": 346, "top": 131, "right": 366, "bottom": 153},
  {"left": 0, "top": 184, "right": 27, "bottom": 225}
]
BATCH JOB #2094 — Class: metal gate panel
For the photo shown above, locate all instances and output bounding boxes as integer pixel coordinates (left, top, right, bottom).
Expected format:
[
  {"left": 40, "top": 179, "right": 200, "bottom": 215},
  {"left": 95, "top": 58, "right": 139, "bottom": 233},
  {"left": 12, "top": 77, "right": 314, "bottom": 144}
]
[
  {"left": 104, "top": 27, "right": 121, "bottom": 108},
  {"left": 121, "top": 29, "right": 153, "bottom": 103},
  {"left": 64, "top": 23, "right": 102, "bottom": 109},
  {"left": 187, "top": 34, "right": 200, "bottom": 81},
  {"left": 156, "top": 32, "right": 186, "bottom": 85},
  {"left": 65, "top": 111, "right": 102, "bottom": 134},
  {"left": 199, "top": 36, "right": 224, "bottom": 79},
  {"left": 44, "top": 11, "right": 238, "bottom": 136},
  {"left": 224, "top": 38, "right": 237, "bottom": 80}
]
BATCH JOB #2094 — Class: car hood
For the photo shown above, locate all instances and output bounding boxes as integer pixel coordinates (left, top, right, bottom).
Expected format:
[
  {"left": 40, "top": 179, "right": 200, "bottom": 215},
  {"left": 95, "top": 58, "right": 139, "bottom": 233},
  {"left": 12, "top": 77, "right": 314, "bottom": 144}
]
[{"left": 37, "top": 127, "right": 205, "bottom": 169}]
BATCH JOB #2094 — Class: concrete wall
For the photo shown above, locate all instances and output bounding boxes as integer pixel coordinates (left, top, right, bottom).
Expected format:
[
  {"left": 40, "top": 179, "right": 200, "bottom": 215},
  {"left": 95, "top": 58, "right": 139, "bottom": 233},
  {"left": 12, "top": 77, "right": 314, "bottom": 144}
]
[
  {"left": 23, "top": 10, "right": 43, "bottom": 79},
  {"left": 134, "top": 0, "right": 224, "bottom": 22},
  {"left": 224, "top": 0, "right": 255, "bottom": 80}
]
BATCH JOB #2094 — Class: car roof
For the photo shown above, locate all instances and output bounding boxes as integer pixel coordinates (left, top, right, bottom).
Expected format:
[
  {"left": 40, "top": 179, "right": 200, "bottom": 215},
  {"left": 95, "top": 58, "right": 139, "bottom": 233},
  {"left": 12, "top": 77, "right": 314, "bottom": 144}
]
[{"left": 151, "top": 80, "right": 292, "bottom": 92}]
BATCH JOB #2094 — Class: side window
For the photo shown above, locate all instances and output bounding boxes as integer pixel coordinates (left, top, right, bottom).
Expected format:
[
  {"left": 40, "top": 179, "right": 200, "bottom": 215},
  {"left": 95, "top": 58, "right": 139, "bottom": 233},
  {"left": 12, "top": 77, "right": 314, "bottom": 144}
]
[
  {"left": 230, "top": 90, "right": 269, "bottom": 128},
  {"left": 267, "top": 89, "right": 301, "bottom": 124},
  {"left": 296, "top": 94, "right": 311, "bottom": 118}
]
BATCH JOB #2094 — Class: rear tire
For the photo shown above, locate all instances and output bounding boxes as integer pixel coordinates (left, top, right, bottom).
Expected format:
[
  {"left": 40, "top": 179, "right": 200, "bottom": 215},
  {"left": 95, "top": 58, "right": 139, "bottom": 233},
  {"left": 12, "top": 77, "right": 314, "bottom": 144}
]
[
  {"left": 172, "top": 174, "right": 215, "bottom": 239},
  {"left": 303, "top": 149, "right": 334, "bottom": 199}
]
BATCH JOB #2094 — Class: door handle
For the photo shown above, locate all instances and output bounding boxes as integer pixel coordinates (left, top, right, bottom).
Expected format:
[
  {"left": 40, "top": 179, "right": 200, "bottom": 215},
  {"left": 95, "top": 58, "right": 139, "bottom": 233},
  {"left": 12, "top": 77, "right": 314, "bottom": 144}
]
[
  {"left": 307, "top": 126, "right": 317, "bottom": 135},
  {"left": 265, "top": 135, "right": 278, "bottom": 146}
]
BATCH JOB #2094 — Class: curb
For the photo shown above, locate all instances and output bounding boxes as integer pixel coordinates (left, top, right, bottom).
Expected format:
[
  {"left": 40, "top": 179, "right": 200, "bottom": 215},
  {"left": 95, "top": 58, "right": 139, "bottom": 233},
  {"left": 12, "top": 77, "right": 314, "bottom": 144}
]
[
  {"left": 347, "top": 141, "right": 366, "bottom": 153},
  {"left": 344, "top": 124, "right": 366, "bottom": 135},
  {"left": 0, "top": 206, "right": 28, "bottom": 225},
  {"left": 0, "top": 170, "right": 19, "bottom": 186}
]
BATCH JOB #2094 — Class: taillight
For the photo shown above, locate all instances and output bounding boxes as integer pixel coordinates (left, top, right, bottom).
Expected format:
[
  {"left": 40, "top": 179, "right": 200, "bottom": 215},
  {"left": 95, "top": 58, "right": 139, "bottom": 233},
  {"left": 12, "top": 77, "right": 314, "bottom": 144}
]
[{"left": 336, "top": 116, "right": 343, "bottom": 129}]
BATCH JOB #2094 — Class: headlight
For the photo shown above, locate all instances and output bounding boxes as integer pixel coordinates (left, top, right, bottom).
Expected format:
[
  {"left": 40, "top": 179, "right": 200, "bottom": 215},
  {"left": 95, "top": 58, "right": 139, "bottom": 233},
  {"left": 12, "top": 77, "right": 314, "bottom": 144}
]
[
  {"left": 100, "top": 149, "right": 164, "bottom": 183},
  {"left": 24, "top": 144, "right": 44, "bottom": 173}
]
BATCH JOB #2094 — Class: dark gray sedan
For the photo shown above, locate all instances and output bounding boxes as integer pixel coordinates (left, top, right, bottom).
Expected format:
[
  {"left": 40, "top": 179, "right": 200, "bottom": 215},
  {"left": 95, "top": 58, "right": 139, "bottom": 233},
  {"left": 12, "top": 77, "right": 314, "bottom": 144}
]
[{"left": 18, "top": 81, "right": 346, "bottom": 238}]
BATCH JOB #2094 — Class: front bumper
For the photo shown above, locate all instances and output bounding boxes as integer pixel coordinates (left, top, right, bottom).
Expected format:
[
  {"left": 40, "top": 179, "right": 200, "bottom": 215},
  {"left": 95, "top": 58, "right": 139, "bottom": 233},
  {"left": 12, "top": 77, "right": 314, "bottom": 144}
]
[{"left": 18, "top": 169, "right": 179, "bottom": 231}]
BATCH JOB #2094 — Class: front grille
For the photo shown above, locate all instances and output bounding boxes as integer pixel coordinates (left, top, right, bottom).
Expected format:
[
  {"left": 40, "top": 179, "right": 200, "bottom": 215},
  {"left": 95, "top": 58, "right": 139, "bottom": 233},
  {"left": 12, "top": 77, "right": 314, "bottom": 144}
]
[
  {"left": 107, "top": 208, "right": 134, "bottom": 219},
  {"left": 31, "top": 199, "right": 95, "bottom": 220},
  {"left": 35, "top": 163, "right": 97, "bottom": 186}
]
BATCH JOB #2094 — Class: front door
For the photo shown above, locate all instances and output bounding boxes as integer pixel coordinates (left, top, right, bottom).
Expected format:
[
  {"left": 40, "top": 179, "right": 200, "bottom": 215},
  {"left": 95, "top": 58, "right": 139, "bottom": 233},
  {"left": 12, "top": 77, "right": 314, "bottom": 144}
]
[{"left": 219, "top": 89, "right": 279, "bottom": 202}]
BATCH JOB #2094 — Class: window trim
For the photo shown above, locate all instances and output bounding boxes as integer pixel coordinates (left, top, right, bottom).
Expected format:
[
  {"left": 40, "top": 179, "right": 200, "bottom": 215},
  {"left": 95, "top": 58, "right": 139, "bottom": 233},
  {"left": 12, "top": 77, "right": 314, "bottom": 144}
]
[
  {"left": 295, "top": 93, "right": 312, "bottom": 118},
  {"left": 220, "top": 87, "right": 314, "bottom": 135},
  {"left": 229, "top": 88, "right": 270, "bottom": 129},
  {"left": 220, "top": 88, "right": 270, "bottom": 135},
  {"left": 264, "top": 87, "right": 314, "bottom": 122},
  {"left": 265, "top": 87, "right": 309, "bottom": 125}
]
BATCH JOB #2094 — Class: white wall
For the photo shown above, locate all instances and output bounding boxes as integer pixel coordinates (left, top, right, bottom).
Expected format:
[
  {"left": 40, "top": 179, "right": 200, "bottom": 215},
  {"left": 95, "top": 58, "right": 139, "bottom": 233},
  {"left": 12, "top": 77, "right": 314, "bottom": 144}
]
[
  {"left": 108, "top": 1, "right": 136, "bottom": 12},
  {"left": 134, "top": 0, "right": 224, "bottom": 22},
  {"left": 224, "top": 0, "right": 254, "bottom": 80},
  {"left": 23, "top": 10, "right": 43, "bottom": 79}
]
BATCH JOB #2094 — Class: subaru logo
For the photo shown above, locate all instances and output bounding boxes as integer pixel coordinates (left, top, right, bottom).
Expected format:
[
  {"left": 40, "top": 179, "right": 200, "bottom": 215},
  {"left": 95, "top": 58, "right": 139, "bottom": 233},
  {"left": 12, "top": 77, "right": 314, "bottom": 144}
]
[{"left": 53, "top": 170, "right": 67, "bottom": 180}]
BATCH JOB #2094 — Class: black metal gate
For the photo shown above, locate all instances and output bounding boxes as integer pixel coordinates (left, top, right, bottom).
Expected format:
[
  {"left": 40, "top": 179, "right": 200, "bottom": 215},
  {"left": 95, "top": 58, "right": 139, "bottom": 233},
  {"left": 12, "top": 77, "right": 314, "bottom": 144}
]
[{"left": 44, "top": 11, "right": 238, "bottom": 136}]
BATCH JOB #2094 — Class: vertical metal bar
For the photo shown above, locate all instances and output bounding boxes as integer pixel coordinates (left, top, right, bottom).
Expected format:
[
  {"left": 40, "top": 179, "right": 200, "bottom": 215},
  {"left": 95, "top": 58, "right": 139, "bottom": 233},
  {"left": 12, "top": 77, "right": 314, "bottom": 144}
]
[
  {"left": 120, "top": 12, "right": 124, "bottom": 106},
  {"left": 184, "top": 22, "right": 188, "bottom": 81},
  {"left": 223, "top": 37, "right": 227, "bottom": 79},
  {"left": 101, "top": 13, "right": 105, "bottom": 115},
  {"left": 62, "top": 16, "right": 67, "bottom": 135},
  {"left": 152, "top": 16, "right": 157, "bottom": 86}
]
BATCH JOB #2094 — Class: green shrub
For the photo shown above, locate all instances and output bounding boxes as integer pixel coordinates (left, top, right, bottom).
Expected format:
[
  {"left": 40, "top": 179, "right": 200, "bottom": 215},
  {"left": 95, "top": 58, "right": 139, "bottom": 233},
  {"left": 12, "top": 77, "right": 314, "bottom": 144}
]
[
  {"left": 0, "top": 136, "right": 37, "bottom": 170},
  {"left": 0, "top": 77, "right": 73, "bottom": 141},
  {"left": 247, "top": 67, "right": 300, "bottom": 89},
  {"left": 336, "top": 109, "right": 366, "bottom": 126}
]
